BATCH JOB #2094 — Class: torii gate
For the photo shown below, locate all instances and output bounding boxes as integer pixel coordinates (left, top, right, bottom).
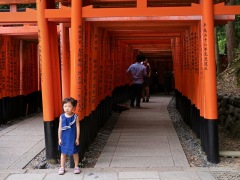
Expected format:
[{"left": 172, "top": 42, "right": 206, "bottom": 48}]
[{"left": 0, "top": 0, "right": 240, "bottom": 164}]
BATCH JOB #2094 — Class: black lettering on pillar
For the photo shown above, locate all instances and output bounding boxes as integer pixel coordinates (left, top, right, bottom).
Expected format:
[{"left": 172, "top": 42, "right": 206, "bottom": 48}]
[
  {"left": 203, "top": 23, "right": 208, "bottom": 71},
  {"left": 38, "top": 29, "right": 43, "bottom": 83},
  {"left": 77, "top": 25, "right": 83, "bottom": 114}
]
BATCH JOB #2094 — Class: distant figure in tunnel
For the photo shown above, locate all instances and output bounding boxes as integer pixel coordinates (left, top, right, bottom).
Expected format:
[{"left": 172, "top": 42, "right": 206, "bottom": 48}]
[
  {"left": 126, "top": 54, "right": 147, "bottom": 108},
  {"left": 58, "top": 97, "right": 80, "bottom": 175},
  {"left": 163, "top": 67, "right": 173, "bottom": 95},
  {"left": 142, "top": 59, "right": 151, "bottom": 102}
]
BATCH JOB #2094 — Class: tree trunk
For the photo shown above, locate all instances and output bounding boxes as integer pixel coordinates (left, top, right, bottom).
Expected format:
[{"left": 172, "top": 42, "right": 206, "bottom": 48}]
[{"left": 226, "top": 0, "right": 237, "bottom": 64}]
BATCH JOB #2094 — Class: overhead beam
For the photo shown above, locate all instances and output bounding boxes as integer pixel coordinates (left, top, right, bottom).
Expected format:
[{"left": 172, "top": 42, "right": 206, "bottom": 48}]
[
  {"left": 0, "top": 0, "right": 36, "bottom": 4},
  {"left": 119, "top": 39, "right": 171, "bottom": 43},
  {"left": 0, "top": 0, "right": 63, "bottom": 4},
  {"left": 214, "top": 2, "right": 240, "bottom": 15},
  {"left": 0, "top": 8, "right": 38, "bottom": 23},
  {"left": 45, "top": 4, "right": 236, "bottom": 22},
  {"left": 0, "top": 4, "right": 238, "bottom": 23},
  {"left": 82, "top": 4, "right": 202, "bottom": 17},
  {"left": 0, "top": 25, "right": 38, "bottom": 35},
  {"left": 0, "top": 9, "right": 37, "bottom": 23}
]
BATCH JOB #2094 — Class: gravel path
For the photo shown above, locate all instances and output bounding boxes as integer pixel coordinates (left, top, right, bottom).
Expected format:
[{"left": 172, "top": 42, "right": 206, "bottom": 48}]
[{"left": 168, "top": 98, "right": 240, "bottom": 169}]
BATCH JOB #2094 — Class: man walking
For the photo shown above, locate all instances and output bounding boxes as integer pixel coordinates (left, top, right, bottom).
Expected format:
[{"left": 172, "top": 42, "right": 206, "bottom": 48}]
[{"left": 126, "top": 55, "right": 147, "bottom": 108}]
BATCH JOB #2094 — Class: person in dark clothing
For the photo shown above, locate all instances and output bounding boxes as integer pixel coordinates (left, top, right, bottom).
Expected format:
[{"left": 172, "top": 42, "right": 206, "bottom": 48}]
[{"left": 142, "top": 59, "right": 151, "bottom": 102}]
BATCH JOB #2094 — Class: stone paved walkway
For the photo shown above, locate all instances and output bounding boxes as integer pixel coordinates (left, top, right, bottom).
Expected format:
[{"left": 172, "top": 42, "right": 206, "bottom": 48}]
[{"left": 0, "top": 96, "right": 239, "bottom": 179}]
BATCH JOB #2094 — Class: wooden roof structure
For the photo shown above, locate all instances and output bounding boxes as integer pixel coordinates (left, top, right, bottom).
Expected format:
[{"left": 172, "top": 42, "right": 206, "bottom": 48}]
[{"left": 0, "top": 0, "right": 236, "bottom": 60}]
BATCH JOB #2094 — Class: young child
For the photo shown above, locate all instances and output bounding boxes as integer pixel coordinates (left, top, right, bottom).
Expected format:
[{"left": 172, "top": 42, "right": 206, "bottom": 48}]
[{"left": 58, "top": 97, "right": 80, "bottom": 175}]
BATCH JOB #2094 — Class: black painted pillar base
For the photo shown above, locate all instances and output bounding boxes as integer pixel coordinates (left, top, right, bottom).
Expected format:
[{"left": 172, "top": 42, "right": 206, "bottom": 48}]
[
  {"left": 206, "top": 119, "right": 219, "bottom": 163},
  {"left": 174, "top": 89, "right": 219, "bottom": 164},
  {"left": 0, "top": 98, "right": 4, "bottom": 124},
  {"left": 44, "top": 118, "right": 59, "bottom": 164}
]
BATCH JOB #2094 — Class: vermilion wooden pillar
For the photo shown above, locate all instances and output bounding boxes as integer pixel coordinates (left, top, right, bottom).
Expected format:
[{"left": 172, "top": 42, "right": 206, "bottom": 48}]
[
  {"left": 60, "top": 23, "right": 70, "bottom": 99},
  {"left": 82, "top": 22, "right": 87, "bottom": 118},
  {"left": 0, "top": 36, "right": 3, "bottom": 123},
  {"left": 198, "top": 19, "right": 204, "bottom": 120},
  {"left": 86, "top": 22, "right": 92, "bottom": 117},
  {"left": 194, "top": 24, "right": 200, "bottom": 112},
  {"left": 175, "top": 37, "right": 181, "bottom": 93},
  {"left": 36, "top": 0, "right": 55, "bottom": 121},
  {"left": 185, "top": 30, "right": 191, "bottom": 102},
  {"left": 91, "top": 25, "right": 98, "bottom": 111},
  {"left": 5, "top": 37, "right": 10, "bottom": 120},
  {"left": 59, "top": 3, "right": 70, "bottom": 100},
  {"left": 36, "top": 0, "right": 57, "bottom": 163},
  {"left": 70, "top": 0, "right": 83, "bottom": 120},
  {"left": 172, "top": 37, "right": 179, "bottom": 93},
  {"left": 202, "top": 0, "right": 219, "bottom": 163},
  {"left": 190, "top": 26, "right": 195, "bottom": 105},
  {"left": 98, "top": 29, "right": 104, "bottom": 102},
  {"left": 198, "top": 19, "right": 206, "bottom": 154},
  {"left": 49, "top": 22, "right": 62, "bottom": 117},
  {"left": 182, "top": 33, "right": 187, "bottom": 98},
  {"left": 102, "top": 31, "right": 107, "bottom": 100}
]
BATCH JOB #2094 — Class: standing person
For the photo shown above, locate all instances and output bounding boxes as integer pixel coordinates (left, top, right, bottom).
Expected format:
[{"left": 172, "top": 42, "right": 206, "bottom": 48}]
[
  {"left": 58, "top": 97, "right": 80, "bottom": 175},
  {"left": 126, "top": 54, "right": 147, "bottom": 108},
  {"left": 163, "top": 67, "right": 173, "bottom": 95},
  {"left": 142, "top": 59, "right": 151, "bottom": 102}
]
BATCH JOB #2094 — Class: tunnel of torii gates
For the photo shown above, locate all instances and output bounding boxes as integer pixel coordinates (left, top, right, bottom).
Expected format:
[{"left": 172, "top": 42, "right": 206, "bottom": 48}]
[{"left": 0, "top": 0, "right": 240, "bottom": 164}]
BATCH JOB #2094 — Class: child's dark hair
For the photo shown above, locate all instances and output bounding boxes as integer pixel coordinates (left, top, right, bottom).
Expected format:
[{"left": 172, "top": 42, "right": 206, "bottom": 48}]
[{"left": 62, "top": 97, "right": 77, "bottom": 107}]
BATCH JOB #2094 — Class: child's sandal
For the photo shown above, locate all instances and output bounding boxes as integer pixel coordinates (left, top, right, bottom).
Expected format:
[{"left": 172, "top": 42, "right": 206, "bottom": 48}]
[
  {"left": 74, "top": 167, "right": 80, "bottom": 174},
  {"left": 58, "top": 167, "right": 65, "bottom": 175}
]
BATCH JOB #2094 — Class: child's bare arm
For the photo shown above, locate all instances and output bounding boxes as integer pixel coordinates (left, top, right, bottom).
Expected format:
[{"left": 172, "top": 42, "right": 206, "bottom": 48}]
[
  {"left": 58, "top": 116, "right": 62, "bottom": 145},
  {"left": 75, "top": 116, "right": 80, "bottom": 145}
]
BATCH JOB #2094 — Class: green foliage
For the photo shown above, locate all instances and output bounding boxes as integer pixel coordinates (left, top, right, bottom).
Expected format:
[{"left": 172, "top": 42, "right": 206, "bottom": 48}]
[
  {"left": 217, "top": 25, "right": 227, "bottom": 54},
  {"left": 0, "top": 5, "right": 9, "bottom": 9},
  {"left": 17, "top": 4, "right": 36, "bottom": 9}
]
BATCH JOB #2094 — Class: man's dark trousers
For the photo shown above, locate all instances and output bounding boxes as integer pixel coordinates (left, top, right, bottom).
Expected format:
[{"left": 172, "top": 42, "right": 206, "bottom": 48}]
[{"left": 130, "top": 84, "right": 143, "bottom": 107}]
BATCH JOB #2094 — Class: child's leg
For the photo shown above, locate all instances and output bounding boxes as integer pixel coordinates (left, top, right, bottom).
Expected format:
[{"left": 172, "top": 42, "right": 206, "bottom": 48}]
[
  {"left": 60, "top": 153, "right": 66, "bottom": 168},
  {"left": 73, "top": 153, "right": 79, "bottom": 167}
]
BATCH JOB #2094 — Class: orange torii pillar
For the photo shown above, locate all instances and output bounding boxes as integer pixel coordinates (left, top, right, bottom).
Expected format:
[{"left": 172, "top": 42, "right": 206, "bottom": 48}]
[
  {"left": 197, "top": 20, "right": 206, "bottom": 151},
  {"left": 202, "top": 0, "right": 219, "bottom": 163},
  {"left": 192, "top": 24, "right": 202, "bottom": 139},
  {"left": 59, "top": 3, "right": 71, "bottom": 100},
  {"left": 36, "top": 0, "right": 59, "bottom": 163},
  {"left": 86, "top": 22, "right": 97, "bottom": 149},
  {"left": 70, "top": 0, "right": 83, "bottom": 120},
  {"left": 0, "top": 36, "right": 3, "bottom": 123},
  {"left": 69, "top": 0, "right": 84, "bottom": 164},
  {"left": 3, "top": 37, "right": 10, "bottom": 123},
  {"left": 90, "top": 25, "right": 100, "bottom": 145},
  {"left": 85, "top": 22, "right": 92, "bottom": 119},
  {"left": 188, "top": 25, "right": 198, "bottom": 136},
  {"left": 102, "top": 31, "right": 110, "bottom": 120},
  {"left": 60, "top": 23, "right": 70, "bottom": 99},
  {"left": 91, "top": 25, "right": 98, "bottom": 113}
]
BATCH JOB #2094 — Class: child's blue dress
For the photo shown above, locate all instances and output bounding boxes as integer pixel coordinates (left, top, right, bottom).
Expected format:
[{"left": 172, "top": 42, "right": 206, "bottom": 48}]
[{"left": 58, "top": 113, "right": 80, "bottom": 155}]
